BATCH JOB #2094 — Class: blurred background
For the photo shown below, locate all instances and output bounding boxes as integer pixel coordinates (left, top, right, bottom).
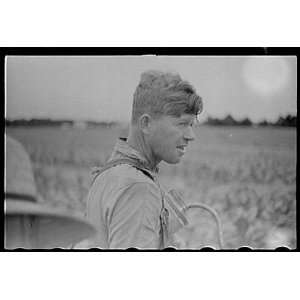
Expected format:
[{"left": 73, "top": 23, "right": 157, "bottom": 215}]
[{"left": 5, "top": 55, "right": 297, "bottom": 249}]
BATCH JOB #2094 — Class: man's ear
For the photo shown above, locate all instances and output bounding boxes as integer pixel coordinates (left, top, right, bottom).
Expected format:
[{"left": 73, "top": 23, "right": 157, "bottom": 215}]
[{"left": 138, "top": 114, "right": 153, "bottom": 135}]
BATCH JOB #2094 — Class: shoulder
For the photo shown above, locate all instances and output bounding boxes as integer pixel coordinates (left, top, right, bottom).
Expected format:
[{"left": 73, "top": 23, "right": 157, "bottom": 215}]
[
  {"left": 89, "top": 164, "right": 161, "bottom": 208},
  {"left": 113, "top": 181, "right": 162, "bottom": 212}
]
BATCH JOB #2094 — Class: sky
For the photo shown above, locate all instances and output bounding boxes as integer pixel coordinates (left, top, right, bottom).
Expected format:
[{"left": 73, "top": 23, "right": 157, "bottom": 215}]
[{"left": 5, "top": 55, "right": 297, "bottom": 123}]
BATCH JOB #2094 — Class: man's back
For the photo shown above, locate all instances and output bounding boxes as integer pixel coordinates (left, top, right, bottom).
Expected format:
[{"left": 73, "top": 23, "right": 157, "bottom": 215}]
[{"left": 86, "top": 163, "right": 163, "bottom": 249}]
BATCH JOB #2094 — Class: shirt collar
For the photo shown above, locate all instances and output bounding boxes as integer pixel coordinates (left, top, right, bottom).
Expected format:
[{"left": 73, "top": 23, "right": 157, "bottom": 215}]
[{"left": 110, "top": 137, "right": 159, "bottom": 173}]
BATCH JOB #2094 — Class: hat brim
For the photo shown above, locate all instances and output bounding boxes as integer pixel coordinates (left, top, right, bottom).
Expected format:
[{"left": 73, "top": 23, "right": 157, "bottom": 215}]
[{"left": 5, "top": 199, "right": 96, "bottom": 249}]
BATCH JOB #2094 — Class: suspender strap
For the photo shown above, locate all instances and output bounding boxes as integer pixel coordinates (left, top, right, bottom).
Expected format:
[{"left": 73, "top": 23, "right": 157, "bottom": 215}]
[
  {"left": 164, "top": 193, "right": 189, "bottom": 226},
  {"left": 91, "top": 158, "right": 155, "bottom": 184},
  {"left": 167, "top": 189, "right": 189, "bottom": 226}
]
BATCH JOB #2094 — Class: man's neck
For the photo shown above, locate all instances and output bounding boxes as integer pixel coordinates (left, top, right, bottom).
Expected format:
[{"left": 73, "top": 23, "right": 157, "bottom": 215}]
[{"left": 127, "top": 127, "right": 159, "bottom": 170}]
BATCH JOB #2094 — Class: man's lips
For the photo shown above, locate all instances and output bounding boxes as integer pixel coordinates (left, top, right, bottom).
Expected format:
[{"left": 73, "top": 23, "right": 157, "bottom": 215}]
[
  {"left": 176, "top": 145, "right": 187, "bottom": 149},
  {"left": 176, "top": 145, "right": 187, "bottom": 154}
]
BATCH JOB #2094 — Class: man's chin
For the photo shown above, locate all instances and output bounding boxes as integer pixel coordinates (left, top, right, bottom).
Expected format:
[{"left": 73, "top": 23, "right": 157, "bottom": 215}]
[{"left": 164, "top": 157, "right": 181, "bottom": 164}]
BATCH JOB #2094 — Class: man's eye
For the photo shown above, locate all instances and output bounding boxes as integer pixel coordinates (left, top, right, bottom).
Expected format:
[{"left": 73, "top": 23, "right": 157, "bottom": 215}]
[{"left": 178, "top": 122, "right": 193, "bottom": 127}]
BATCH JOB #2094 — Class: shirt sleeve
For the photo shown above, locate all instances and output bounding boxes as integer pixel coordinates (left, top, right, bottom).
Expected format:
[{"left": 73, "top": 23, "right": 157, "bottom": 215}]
[{"left": 106, "top": 182, "right": 162, "bottom": 249}]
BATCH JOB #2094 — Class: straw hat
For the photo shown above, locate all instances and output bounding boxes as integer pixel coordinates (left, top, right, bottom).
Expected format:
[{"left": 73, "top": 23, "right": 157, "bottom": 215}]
[{"left": 5, "top": 135, "right": 96, "bottom": 249}]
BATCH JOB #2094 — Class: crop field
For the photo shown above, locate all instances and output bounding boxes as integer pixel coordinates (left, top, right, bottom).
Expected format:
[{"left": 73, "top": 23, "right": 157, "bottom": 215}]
[{"left": 6, "top": 125, "right": 297, "bottom": 249}]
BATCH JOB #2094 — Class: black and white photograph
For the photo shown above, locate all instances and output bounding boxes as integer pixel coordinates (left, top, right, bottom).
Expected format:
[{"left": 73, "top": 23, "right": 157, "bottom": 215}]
[
  {"left": 2, "top": 1, "right": 299, "bottom": 298},
  {"left": 4, "top": 52, "right": 297, "bottom": 250}
]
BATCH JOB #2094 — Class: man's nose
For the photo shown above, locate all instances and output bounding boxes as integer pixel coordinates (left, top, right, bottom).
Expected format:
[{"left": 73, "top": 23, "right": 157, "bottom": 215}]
[{"left": 183, "top": 126, "right": 196, "bottom": 141}]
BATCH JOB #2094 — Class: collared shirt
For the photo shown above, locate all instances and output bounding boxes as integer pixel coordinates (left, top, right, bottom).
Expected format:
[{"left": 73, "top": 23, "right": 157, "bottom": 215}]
[
  {"left": 108, "top": 137, "right": 159, "bottom": 174},
  {"left": 80, "top": 138, "right": 186, "bottom": 249}
]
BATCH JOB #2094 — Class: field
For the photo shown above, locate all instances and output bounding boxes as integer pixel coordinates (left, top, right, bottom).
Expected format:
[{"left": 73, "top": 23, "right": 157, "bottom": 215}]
[{"left": 6, "top": 125, "right": 297, "bottom": 249}]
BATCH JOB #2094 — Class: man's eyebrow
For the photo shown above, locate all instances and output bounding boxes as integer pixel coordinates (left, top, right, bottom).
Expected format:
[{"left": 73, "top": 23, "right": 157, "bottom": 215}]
[
  {"left": 180, "top": 116, "right": 195, "bottom": 122},
  {"left": 177, "top": 119, "right": 195, "bottom": 125}
]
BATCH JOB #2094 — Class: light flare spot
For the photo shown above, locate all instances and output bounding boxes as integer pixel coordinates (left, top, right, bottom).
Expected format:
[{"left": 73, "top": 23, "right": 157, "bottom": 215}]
[{"left": 242, "top": 57, "right": 290, "bottom": 97}]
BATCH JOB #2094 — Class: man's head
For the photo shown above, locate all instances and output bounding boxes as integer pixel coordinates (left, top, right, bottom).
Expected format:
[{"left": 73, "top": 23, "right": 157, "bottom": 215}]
[
  {"left": 130, "top": 70, "right": 203, "bottom": 165},
  {"left": 131, "top": 70, "right": 202, "bottom": 124}
]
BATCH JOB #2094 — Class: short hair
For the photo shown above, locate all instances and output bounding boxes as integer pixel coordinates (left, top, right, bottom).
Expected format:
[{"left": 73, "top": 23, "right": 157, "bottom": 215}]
[{"left": 131, "top": 70, "right": 203, "bottom": 124}]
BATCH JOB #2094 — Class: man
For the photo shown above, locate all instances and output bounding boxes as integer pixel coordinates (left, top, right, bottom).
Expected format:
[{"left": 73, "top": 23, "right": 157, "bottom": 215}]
[
  {"left": 5, "top": 135, "right": 96, "bottom": 249},
  {"left": 85, "top": 70, "right": 203, "bottom": 249}
]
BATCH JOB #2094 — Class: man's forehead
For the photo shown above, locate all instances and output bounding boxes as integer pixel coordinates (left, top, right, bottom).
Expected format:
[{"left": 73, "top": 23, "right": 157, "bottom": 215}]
[{"left": 173, "top": 114, "right": 197, "bottom": 122}]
